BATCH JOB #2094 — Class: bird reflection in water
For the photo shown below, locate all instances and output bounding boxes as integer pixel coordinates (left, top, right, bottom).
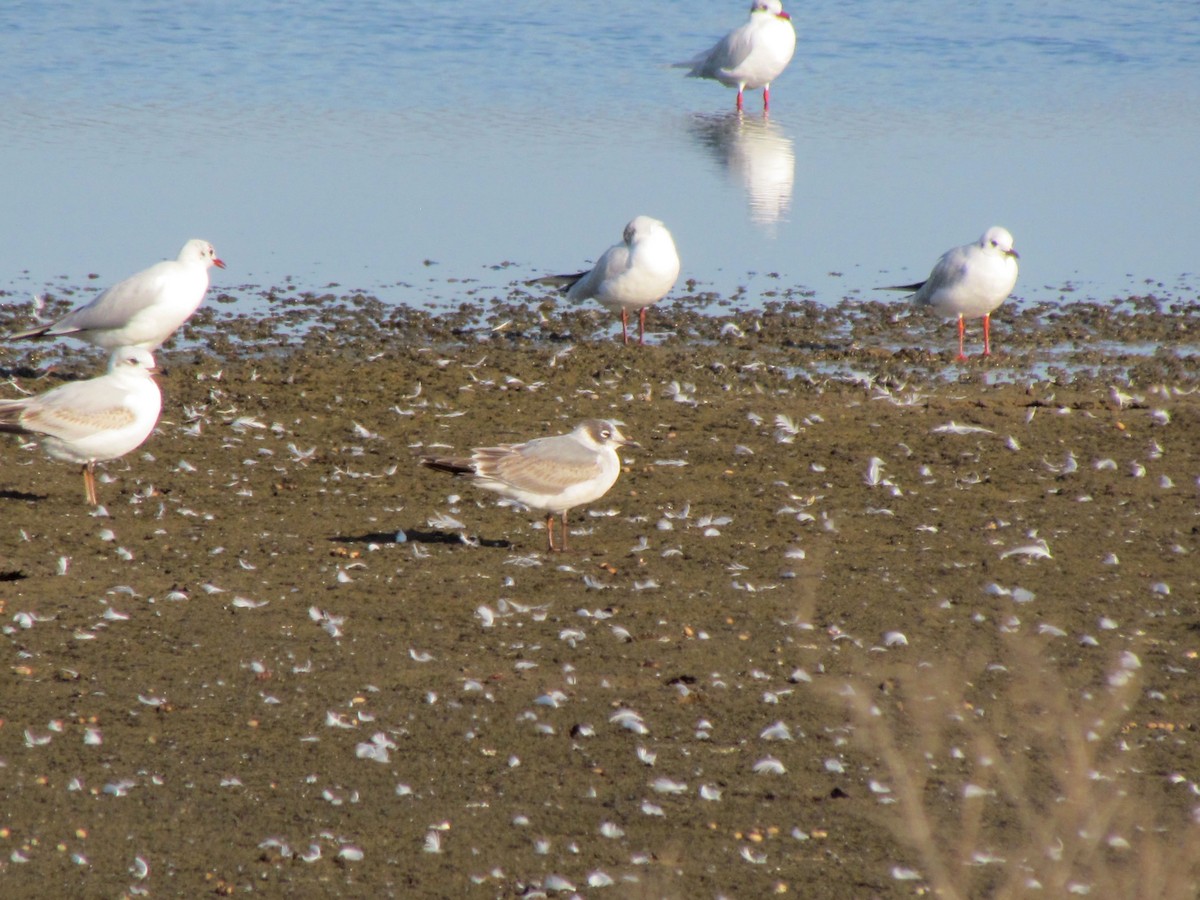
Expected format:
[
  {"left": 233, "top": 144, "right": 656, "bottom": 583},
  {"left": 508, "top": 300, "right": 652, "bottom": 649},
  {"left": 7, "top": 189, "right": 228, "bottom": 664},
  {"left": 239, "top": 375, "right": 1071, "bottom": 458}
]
[{"left": 687, "top": 112, "right": 795, "bottom": 227}]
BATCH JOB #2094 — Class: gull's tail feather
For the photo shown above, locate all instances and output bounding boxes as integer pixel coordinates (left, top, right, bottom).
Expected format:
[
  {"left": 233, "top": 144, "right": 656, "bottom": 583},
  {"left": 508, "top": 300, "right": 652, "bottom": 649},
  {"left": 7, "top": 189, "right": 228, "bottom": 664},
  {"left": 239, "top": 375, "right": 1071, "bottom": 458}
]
[{"left": 0, "top": 400, "right": 30, "bottom": 432}]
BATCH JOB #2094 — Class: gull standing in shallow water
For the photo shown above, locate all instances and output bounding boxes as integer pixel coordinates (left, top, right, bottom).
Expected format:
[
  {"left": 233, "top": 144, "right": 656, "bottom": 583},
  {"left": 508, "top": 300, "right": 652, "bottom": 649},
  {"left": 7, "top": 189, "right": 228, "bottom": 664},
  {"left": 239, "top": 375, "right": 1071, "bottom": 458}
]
[
  {"left": 420, "top": 420, "right": 639, "bottom": 552},
  {"left": 880, "top": 226, "right": 1020, "bottom": 359},
  {"left": 8, "top": 239, "right": 225, "bottom": 350},
  {"left": 0, "top": 347, "right": 162, "bottom": 505},
  {"left": 546, "top": 216, "right": 680, "bottom": 346},
  {"left": 677, "top": 0, "right": 797, "bottom": 113}
]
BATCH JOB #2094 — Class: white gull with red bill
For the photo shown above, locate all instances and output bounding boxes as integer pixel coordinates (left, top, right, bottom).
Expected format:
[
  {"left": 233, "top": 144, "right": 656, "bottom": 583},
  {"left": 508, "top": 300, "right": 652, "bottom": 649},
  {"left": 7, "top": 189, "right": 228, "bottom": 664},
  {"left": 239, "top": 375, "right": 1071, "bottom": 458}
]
[
  {"left": 677, "top": 0, "right": 797, "bottom": 112},
  {"left": 880, "top": 226, "right": 1020, "bottom": 359},
  {"left": 9, "top": 238, "right": 225, "bottom": 350},
  {"left": 549, "top": 216, "right": 680, "bottom": 346}
]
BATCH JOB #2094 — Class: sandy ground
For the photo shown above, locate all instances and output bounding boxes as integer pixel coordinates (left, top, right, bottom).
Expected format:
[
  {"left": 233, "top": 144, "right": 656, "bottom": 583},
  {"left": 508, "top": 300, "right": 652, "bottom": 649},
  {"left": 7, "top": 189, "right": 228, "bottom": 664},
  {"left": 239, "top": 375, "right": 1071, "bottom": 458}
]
[{"left": 1, "top": 286, "right": 1199, "bottom": 898}]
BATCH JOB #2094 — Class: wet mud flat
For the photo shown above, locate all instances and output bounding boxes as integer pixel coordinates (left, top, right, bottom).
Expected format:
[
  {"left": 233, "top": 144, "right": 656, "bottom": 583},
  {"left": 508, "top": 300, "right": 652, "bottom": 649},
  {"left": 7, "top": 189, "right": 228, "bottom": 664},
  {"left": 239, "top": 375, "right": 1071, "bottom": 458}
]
[{"left": 1, "top": 288, "right": 1200, "bottom": 898}]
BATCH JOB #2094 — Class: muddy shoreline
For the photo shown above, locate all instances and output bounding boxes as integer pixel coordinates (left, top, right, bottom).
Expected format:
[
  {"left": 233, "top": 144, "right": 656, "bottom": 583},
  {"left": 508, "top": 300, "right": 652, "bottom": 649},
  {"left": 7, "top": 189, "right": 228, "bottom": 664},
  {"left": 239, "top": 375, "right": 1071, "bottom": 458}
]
[{"left": 2, "top": 287, "right": 1199, "bottom": 897}]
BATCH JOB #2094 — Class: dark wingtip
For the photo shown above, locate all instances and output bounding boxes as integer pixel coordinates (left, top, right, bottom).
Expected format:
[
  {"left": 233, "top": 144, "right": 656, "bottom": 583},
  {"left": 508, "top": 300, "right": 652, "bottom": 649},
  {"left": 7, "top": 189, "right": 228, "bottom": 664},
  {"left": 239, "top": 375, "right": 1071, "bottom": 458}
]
[
  {"left": 528, "top": 273, "right": 588, "bottom": 293},
  {"left": 420, "top": 456, "right": 475, "bottom": 477},
  {"left": 6, "top": 326, "right": 51, "bottom": 342},
  {"left": 876, "top": 281, "right": 927, "bottom": 292}
]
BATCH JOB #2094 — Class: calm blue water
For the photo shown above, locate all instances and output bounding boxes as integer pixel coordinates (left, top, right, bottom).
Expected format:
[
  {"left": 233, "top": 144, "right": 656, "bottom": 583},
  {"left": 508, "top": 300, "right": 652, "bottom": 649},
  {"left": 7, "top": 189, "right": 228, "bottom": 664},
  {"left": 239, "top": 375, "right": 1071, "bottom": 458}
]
[{"left": 1, "top": 1, "right": 1197, "bottom": 312}]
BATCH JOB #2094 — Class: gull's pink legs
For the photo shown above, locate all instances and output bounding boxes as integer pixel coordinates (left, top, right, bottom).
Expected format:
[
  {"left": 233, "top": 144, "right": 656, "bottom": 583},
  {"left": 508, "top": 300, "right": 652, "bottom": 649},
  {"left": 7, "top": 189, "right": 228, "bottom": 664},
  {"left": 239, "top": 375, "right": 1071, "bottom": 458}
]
[{"left": 545, "top": 511, "right": 570, "bottom": 552}]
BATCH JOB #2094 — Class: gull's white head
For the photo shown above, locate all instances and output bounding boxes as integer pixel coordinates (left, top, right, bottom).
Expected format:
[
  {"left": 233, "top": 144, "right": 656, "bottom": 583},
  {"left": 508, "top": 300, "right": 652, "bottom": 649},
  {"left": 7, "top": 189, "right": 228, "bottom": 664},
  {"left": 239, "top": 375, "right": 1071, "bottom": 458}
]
[
  {"left": 623, "top": 216, "right": 669, "bottom": 247},
  {"left": 752, "top": 0, "right": 789, "bottom": 19},
  {"left": 980, "top": 226, "right": 1018, "bottom": 260},
  {"left": 180, "top": 238, "right": 226, "bottom": 270},
  {"left": 108, "top": 346, "right": 159, "bottom": 376}
]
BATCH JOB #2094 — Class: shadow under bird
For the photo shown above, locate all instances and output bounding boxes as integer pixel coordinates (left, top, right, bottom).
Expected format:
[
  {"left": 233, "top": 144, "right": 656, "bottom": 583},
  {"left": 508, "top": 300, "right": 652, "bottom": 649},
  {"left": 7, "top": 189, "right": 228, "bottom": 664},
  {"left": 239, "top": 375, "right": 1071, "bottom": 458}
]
[
  {"left": 8, "top": 238, "right": 225, "bottom": 350},
  {"left": 539, "top": 216, "right": 680, "bottom": 346},
  {"left": 420, "top": 419, "right": 639, "bottom": 552},
  {"left": 676, "top": 0, "right": 797, "bottom": 113},
  {"left": 0, "top": 347, "right": 162, "bottom": 505},
  {"left": 879, "top": 226, "right": 1020, "bottom": 359}
]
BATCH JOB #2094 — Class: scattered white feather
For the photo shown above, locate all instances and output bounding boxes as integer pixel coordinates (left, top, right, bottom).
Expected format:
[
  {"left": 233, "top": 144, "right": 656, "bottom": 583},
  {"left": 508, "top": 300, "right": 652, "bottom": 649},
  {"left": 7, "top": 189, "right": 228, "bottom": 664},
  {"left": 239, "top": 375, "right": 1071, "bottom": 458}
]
[
  {"left": 610, "top": 709, "right": 649, "bottom": 735},
  {"left": 932, "top": 421, "right": 995, "bottom": 435},
  {"left": 999, "top": 540, "right": 1052, "bottom": 561},
  {"left": 760, "top": 721, "right": 792, "bottom": 741},
  {"left": 753, "top": 756, "right": 786, "bottom": 775},
  {"left": 651, "top": 777, "right": 688, "bottom": 794},
  {"left": 599, "top": 822, "right": 625, "bottom": 839},
  {"left": 740, "top": 846, "right": 767, "bottom": 864},
  {"left": 865, "top": 457, "right": 885, "bottom": 486},
  {"left": 427, "top": 511, "right": 466, "bottom": 530}
]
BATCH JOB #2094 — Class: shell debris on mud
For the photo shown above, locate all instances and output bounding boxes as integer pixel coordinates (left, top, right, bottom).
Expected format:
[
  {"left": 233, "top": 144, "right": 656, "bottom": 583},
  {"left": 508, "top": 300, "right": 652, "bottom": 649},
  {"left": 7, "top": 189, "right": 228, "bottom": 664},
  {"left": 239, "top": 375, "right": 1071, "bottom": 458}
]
[{"left": 1, "top": 287, "right": 1199, "bottom": 897}]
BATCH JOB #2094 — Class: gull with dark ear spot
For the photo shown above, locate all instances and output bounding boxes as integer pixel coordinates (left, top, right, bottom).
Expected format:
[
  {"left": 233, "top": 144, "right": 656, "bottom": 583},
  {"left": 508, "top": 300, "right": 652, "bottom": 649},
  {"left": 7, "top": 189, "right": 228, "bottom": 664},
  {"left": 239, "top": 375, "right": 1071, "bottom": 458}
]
[
  {"left": 8, "top": 239, "right": 225, "bottom": 350},
  {"left": 420, "top": 419, "right": 639, "bottom": 552},
  {"left": 676, "top": 0, "right": 797, "bottom": 113},
  {"left": 0, "top": 346, "right": 162, "bottom": 505},
  {"left": 541, "top": 216, "right": 680, "bottom": 346},
  {"left": 879, "top": 226, "right": 1020, "bottom": 359}
]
